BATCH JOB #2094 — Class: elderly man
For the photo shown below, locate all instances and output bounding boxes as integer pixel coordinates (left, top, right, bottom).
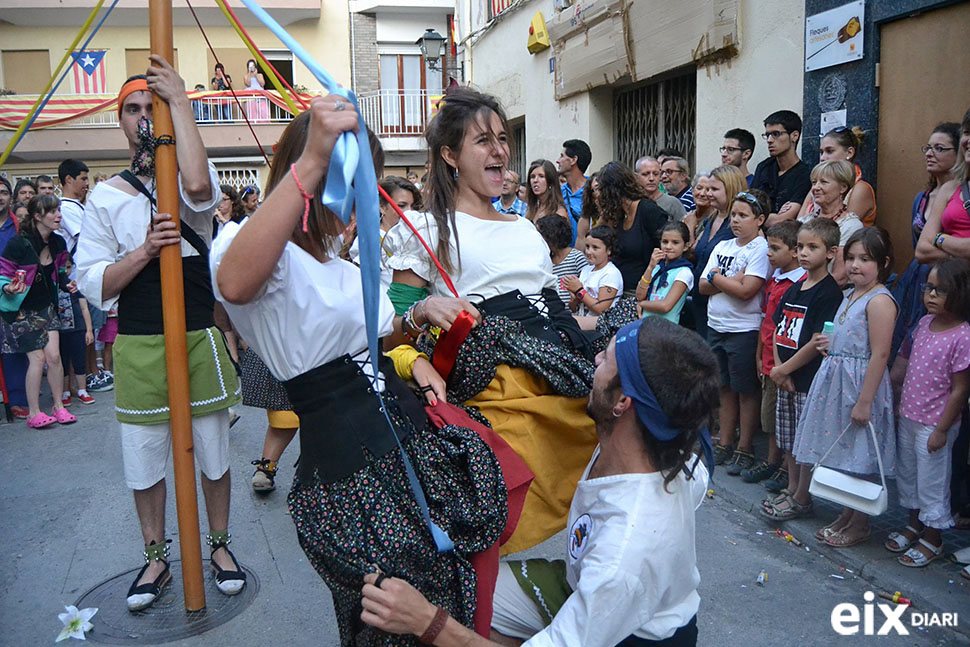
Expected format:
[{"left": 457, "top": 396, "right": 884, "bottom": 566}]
[
  {"left": 76, "top": 58, "right": 244, "bottom": 612},
  {"left": 635, "top": 156, "right": 686, "bottom": 221},
  {"left": 494, "top": 169, "right": 528, "bottom": 218},
  {"left": 360, "top": 317, "right": 718, "bottom": 647},
  {"left": 660, "top": 157, "right": 694, "bottom": 212}
]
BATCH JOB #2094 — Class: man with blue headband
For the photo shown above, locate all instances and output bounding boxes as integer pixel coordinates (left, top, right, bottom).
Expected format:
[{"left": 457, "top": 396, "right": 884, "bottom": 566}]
[{"left": 360, "top": 317, "right": 719, "bottom": 646}]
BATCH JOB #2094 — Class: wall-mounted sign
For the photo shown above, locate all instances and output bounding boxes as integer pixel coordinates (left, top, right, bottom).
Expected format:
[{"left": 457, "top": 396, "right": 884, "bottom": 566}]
[{"left": 805, "top": 0, "right": 864, "bottom": 72}]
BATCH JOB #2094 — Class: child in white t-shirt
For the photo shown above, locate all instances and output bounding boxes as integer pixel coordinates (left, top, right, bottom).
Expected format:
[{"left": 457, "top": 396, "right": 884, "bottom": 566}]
[
  {"left": 564, "top": 226, "right": 622, "bottom": 316},
  {"left": 699, "top": 190, "right": 771, "bottom": 473}
]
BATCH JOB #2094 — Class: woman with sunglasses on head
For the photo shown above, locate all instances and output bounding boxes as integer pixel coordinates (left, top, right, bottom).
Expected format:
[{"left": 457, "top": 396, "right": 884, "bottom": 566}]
[
  {"left": 239, "top": 185, "right": 260, "bottom": 216},
  {"left": 688, "top": 165, "right": 747, "bottom": 341},
  {"left": 779, "top": 126, "right": 876, "bottom": 226},
  {"left": 796, "top": 160, "right": 863, "bottom": 286},
  {"left": 213, "top": 95, "right": 507, "bottom": 646},
  {"left": 891, "top": 122, "right": 962, "bottom": 362}
]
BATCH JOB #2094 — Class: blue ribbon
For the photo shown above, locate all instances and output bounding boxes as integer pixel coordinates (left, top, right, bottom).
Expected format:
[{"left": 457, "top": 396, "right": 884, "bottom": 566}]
[
  {"left": 9, "top": 0, "right": 121, "bottom": 154},
  {"left": 239, "top": 0, "right": 453, "bottom": 553},
  {"left": 614, "top": 319, "right": 714, "bottom": 474}
]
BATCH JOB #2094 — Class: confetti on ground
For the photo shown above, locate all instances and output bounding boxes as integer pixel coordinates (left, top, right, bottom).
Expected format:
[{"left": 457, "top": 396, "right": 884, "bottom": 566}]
[{"left": 830, "top": 574, "right": 845, "bottom": 579}]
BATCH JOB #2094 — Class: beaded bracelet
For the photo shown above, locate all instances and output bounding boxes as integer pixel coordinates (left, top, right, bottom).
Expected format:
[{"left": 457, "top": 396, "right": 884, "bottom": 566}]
[
  {"left": 418, "top": 606, "right": 448, "bottom": 645},
  {"left": 290, "top": 163, "right": 313, "bottom": 232}
]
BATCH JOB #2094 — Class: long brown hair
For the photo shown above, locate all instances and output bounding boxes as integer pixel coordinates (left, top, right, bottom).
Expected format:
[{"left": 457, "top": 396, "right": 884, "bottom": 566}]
[
  {"left": 424, "top": 87, "right": 509, "bottom": 273},
  {"left": 525, "top": 159, "right": 565, "bottom": 221},
  {"left": 266, "top": 110, "right": 383, "bottom": 259},
  {"left": 23, "top": 194, "right": 60, "bottom": 237},
  {"left": 595, "top": 161, "right": 648, "bottom": 229}
]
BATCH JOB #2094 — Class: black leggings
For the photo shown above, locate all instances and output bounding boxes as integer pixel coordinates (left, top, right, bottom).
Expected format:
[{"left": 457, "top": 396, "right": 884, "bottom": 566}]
[{"left": 59, "top": 330, "right": 87, "bottom": 375}]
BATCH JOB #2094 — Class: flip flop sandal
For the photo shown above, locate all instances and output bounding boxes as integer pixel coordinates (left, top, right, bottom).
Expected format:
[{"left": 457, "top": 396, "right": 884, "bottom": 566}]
[
  {"left": 898, "top": 538, "right": 943, "bottom": 568},
  {"left": 52, "top": 407, "right": 77, "bottom": 424},
  {"left": 962, "top": 564, "right": 970, "bottom": 580},
  {"left": 884, "top": 525, "right": 924, "bottom": 553},
  {"left": 815, "top": 520, "right": 848, "bottom": 541},
  {"left": 824, "top": 529, "right": 871, "bottom": 548},
  {"left": 27, "top": 412, "right": 57, "bottom": 429}
]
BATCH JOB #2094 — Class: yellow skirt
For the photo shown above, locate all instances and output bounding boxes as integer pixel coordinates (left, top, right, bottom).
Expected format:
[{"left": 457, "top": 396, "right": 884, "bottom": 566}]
[{"left": 466, "top": 365, "right": 597, "bottom": 555}]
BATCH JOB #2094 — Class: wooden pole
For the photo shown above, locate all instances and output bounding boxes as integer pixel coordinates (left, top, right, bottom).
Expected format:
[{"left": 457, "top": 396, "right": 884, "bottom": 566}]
[{"left": 149, "top": 0, "right": 206, "bottom": 611}]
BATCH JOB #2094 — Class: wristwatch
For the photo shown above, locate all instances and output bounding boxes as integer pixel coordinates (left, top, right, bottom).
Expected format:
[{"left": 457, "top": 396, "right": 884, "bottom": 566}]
[{"left": 707, "top": 269, "right": 718, "bottom": 283}]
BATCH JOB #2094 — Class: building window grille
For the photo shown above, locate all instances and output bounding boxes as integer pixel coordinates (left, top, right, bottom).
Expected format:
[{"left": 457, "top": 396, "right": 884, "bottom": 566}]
[{"left": 613, "top": 71, "right": 696, "bottom": 172}]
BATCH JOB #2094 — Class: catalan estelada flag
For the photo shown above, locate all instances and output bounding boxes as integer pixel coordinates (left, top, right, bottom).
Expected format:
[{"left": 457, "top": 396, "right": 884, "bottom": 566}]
[{"left": 71, "top": 50, "right": 108, "bottom": 94}]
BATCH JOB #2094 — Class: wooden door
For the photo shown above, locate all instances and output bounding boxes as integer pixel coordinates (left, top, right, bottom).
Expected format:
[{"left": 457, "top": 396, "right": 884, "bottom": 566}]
[{"left": 877, "top": 2, "right": 970, "bottom": 270}]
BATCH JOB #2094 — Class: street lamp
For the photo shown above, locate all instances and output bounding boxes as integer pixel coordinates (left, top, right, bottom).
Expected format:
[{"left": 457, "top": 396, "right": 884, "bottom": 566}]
[{"left": 416, "top": 28, "right": 446, "bottom": 70}]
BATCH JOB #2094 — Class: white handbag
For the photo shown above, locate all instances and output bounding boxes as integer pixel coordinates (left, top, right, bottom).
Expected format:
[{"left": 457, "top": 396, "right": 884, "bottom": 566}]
[{"left": 808, "top": 422, "right": 888, "bottom": 516}]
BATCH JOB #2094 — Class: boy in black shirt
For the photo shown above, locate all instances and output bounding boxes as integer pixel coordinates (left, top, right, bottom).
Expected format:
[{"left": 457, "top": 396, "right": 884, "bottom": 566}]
[
  {"left": 752, "top": 110, "right": 812, "bottom": 226},
  {"left": 762, "top": 218, "right": 843, "bottom": 521}
]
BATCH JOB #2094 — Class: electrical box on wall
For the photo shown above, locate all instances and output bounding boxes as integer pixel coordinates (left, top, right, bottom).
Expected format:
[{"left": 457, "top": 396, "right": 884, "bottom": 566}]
[{"left": 528, "top": 11, "right": 551, "bottom": 54}]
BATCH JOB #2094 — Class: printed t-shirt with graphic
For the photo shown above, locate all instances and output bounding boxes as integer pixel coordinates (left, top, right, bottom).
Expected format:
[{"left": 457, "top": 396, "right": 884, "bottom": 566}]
[
  {"left": 701, "top": 236, "right": 770, "bottom": 333},
  {"left": 577, "top": 262, "right": 623, "bottom": 316},
  {"left": 642, "top": 265, "right": 693, "bottom": 324},
  {"left": 899, "top": 315, "right": 970, "bottom": 426},
  {"left": 759, "top": 267, "right": 806, "bottom": 374},
  {"left": 771, "top": 274, "right": 843, "bottom": 392}
]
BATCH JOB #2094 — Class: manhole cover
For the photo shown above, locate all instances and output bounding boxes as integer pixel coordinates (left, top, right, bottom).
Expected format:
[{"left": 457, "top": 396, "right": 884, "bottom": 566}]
[{"left": 74, "top": 560, "right": 258, "bottom": 644}]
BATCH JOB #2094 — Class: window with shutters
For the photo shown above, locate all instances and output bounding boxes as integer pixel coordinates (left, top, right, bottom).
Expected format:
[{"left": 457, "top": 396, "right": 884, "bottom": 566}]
[{"left": 613, "top": 71, "right": 696, "bottom": 172}]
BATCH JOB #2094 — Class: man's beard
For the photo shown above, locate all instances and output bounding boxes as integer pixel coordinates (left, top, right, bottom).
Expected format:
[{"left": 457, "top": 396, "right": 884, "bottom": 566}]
[
  {"left": 131, "top": 117, "right": 156, "bottom": 177},
  {"left": 586, "top": 384, "right": 618, "bottom": 435}
]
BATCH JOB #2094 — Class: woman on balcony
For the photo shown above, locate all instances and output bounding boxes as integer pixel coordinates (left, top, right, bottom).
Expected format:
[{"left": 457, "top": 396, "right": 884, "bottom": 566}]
[
  {"left": 243, "top": 59, "right": 269, "bottom": 122},
  {"left": 210, "top": 63, "right": 232, "bottom": 121}
]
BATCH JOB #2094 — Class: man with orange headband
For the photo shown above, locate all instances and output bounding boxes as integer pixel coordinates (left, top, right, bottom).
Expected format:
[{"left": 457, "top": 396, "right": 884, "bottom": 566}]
[{"left": 76, "top": 56, "right": 245, "bottom": 612}]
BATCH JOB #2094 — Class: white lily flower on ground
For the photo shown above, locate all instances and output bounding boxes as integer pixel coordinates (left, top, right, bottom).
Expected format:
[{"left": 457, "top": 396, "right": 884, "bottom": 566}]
[{"left": 56, "top": 605, "right": 98, "bottom": 642}]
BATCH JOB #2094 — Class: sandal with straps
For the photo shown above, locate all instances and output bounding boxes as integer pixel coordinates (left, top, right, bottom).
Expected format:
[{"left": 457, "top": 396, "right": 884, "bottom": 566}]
[
  {"left": 899, "top": 538, "right": 943, "bottom": 568},
  {"left": 251, "top": 458, "right": 278, "bottom": 492},
  {"left": 208, "top": 532, "right": 246, "bottom": 596},
  {"left": 885, "top": 525, "right": 923, "bottom": 553},
  {"left": 759, "top": 493, "right": 814, "bottom": 521},
  {"left": 127, "top": 540, "right": 172, "bottom": 612}
]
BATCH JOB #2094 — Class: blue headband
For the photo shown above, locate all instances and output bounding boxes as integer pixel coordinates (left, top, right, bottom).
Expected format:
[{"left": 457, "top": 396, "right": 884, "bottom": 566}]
[{"left": 614, "top": 319, "right": 714, "bottom": 473}]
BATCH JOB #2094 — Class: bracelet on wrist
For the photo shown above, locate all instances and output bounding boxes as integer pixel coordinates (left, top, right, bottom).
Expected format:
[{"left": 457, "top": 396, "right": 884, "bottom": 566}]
[
  {"left": 934, "top": 232, "right": 946, "bottom": 249},
  {"left": 418, "top": 606, "right": 448, "bottom": 645}
]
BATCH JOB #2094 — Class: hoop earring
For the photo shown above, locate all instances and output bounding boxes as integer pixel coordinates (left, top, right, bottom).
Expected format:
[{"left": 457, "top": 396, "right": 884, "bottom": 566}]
[{"left": 611, "top": 407, "right": 622, "bottom": 418}]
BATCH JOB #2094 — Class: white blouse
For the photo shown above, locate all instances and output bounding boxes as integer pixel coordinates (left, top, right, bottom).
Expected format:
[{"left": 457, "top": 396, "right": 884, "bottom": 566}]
[
  {"left": 382, "top": 210, "right": 556, "bottom": 300},
  {"left": 210, "top": 221, "right": 395, "bottom": 382}
]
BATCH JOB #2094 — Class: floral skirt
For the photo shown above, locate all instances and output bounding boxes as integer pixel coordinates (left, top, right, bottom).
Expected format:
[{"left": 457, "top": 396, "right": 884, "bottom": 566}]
[
  {"left": 287, "top": 391, "right": 506, "bottom": 646},
  {"left": 1, "top": 304, "right": 58, "bottom": 353}
]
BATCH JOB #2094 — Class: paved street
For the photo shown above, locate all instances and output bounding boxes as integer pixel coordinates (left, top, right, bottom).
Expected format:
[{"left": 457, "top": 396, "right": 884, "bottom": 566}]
[{"left": 1, "top": 391, "right": 967, "bottom": 645}]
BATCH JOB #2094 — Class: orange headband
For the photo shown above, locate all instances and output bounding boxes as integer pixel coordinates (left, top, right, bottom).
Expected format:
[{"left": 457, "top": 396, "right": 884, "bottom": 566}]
[{"left": 117, "top": 78, "right": 150, "bottom": 116}]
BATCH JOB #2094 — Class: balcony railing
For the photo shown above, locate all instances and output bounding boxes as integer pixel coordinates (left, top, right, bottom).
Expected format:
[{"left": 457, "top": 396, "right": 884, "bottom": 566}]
[
  {"left": 357, "top": 89, "right": 442, "bottom": 138},
  {"left": 0, "top": 90, "right": 301, "bottom": 130}
]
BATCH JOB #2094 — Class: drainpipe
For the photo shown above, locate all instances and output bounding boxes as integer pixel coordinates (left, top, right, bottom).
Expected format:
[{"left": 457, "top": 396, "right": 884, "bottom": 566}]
[{"left": 349, "top": 7, "right": 358, "bottom": 92}]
